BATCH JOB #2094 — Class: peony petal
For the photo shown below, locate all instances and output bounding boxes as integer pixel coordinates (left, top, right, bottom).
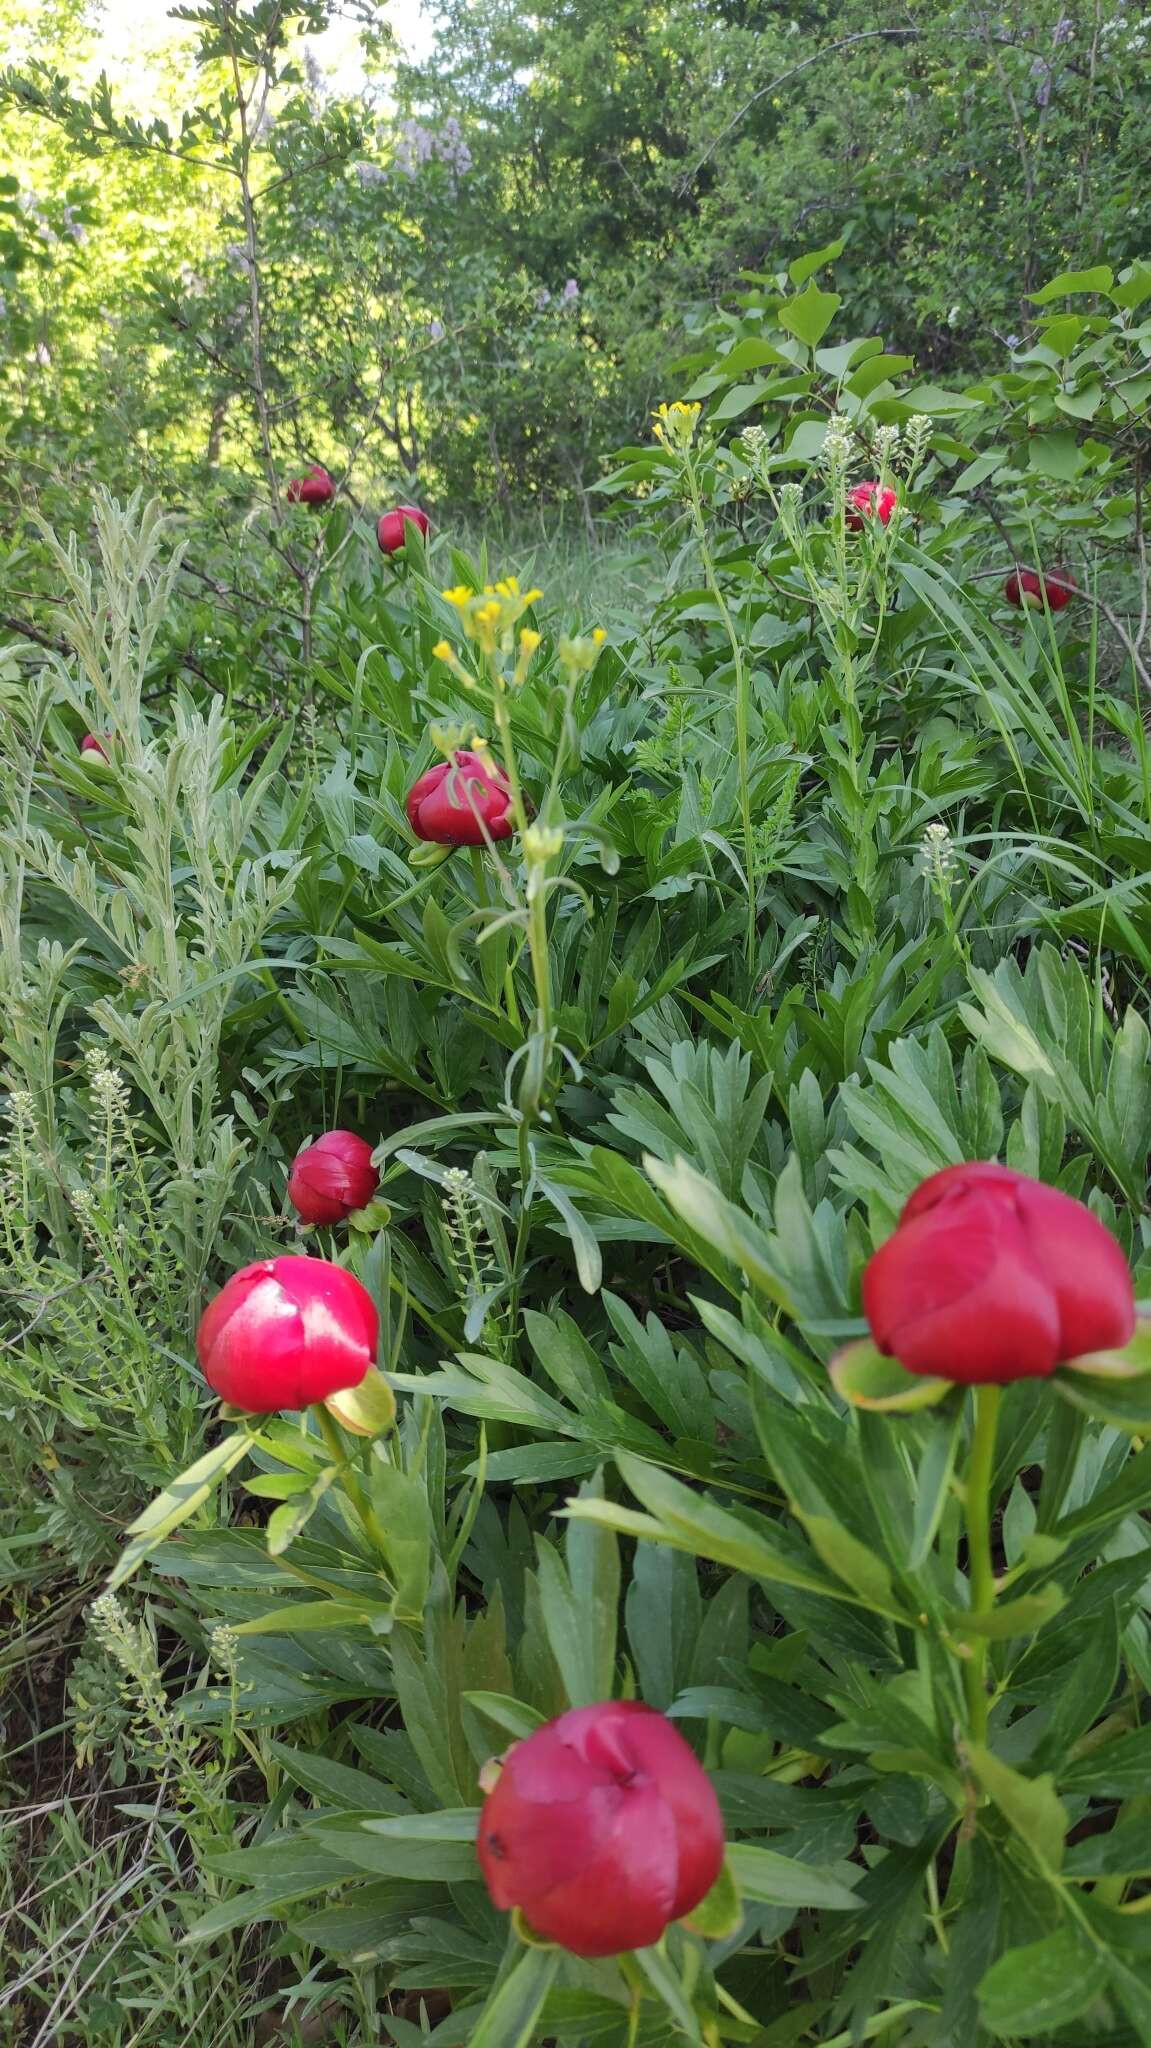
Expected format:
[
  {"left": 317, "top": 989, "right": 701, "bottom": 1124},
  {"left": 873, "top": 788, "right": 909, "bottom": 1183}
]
[
  {"left": 864, "top": 1193, "right": 1060, "bottom": 1382},
  {"left": 477, "top": 1752, "right": 616, "bottom": 1910},
  {"left": 1017, "top": 1179, "right": 1135, "bottom": 1358},
  {"left": 525, "top": 1781, "right": 680, "bottom": 1956}
]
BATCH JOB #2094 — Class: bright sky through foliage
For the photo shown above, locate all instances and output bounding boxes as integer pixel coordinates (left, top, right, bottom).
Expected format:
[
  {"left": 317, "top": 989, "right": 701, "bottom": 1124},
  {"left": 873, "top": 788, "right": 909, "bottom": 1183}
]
[{"left": 87, "top": 0, "right": 436, "bottom": 91}]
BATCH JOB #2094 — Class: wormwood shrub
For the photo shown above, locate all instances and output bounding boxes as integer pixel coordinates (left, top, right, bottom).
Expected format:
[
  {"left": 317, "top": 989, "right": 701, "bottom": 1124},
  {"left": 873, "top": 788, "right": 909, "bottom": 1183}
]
[
  {"left": 6, "top": 281, "right": 1151, "bottom": 2042},
  {"left": 0, "top": 495, "right": 303, "bottom": 1558}
]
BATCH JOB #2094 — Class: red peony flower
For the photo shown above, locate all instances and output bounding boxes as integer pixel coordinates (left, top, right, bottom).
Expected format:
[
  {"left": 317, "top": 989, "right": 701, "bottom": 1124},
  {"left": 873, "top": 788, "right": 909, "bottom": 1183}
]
[
  {"left": 197, "top": 1254, "right": 378, "bottom": 1412},
  {"left": 288, "top": 1129, "right": 378, "bottom": 1225},
  {"left": 845, "top": 481, "right": 898, "bottom": 531},
  {"left": 80, "top": 733, "right": 110, "bottom": 759},
  {"left": 406, "top": 749, "right": 514, "bottom": 845},
  {"left": 287, "top": 466, "right": 334, "bottom": 507},
  {"left": 862, "top": 1161, "right": 1135, "bottom": 1385},
  {"left": 378, "top": 504, "right": 430, "bottom": 555},
  {"left": 477, "top": 1701, "right": 724, "bottom": 1957},
  {"left": 1005, "top": 566, "right": 1074, "bottom": 611}
]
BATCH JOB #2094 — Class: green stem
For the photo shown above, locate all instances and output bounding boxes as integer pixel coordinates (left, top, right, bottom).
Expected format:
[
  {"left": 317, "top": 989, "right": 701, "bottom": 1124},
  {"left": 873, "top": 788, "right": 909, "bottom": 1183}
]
[
  {"left": 964, "top": 1383, "right": 1002, "bottom": 1742},
  {"left": 489, "top": 683, "right": 531, "bottom": 838},
  {"left": 325, "top": 861, "right": 445, "bottom": 939},
  {"left": 685, "top": 459, "right": 756, "bottom": 969},
  {"left": 387, "top": 1269, "right": 457, "bottom": 1351},
  {"left": 469, "top": 845, "right": 490, "bottom": 905},
  {"left": 525, "top": 868, "right": 553, "bottom": 1036},
  {"left": 314, "top": 1401, "right": 371, "bottom": 1530},
  {"left": 619, "top": 1952, "right": 646, "bottom": 2041},
  {"left": 488, "top": 674, "right": 553, "bottom": 1037}
]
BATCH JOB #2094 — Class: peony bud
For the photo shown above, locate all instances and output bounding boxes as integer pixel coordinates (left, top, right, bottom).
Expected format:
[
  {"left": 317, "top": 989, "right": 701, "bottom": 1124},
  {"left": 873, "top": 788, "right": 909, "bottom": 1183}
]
[
  {"left": 287, "top": 467, "right": 334, "bottom": 507},
  {"left": 862, "top": 1162, "right": 1134, "bottom": 1385},
  {"left": 845, "top": 481, "right": 898, "bottom": 530},
  {"left": 477, "top": 1700, "right": 724, "bottom": 1957},
  {"left": 378, "top": 504, "right": 430, "bottom": 555},
  {"left": 1005, "top": 566, "right": 1074, "bottom": 611},
  {"left": 197, "top": 1253, "right": 378, "bottom": 1412},
  {"left": 288, "top": 1129, "right": 379, "bottom": 1226},
  {"left": 406, "top": 749, "right": 514, "bottom": 845}
]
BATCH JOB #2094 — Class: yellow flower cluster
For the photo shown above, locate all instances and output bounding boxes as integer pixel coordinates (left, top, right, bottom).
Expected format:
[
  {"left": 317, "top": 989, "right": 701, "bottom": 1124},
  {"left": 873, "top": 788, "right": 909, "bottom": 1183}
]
[
  {"left": 557, "top": 627, "right": 607, "bottom": 681},
  {"left": 441, "top": 576, "right": 543, "bottom": 657},
  {"left": 652, "top": 400, "right": 702, "bottom": 452}
]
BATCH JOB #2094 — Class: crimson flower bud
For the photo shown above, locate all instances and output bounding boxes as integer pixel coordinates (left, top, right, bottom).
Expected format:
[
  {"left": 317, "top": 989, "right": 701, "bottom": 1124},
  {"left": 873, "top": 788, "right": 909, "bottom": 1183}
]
[
  {"left": 288, "top": 1129, "right": 378, "bottom": 1225},
  {"left": 80, "top": 733, "right": 110, "bottom": 759},
  {"left": 197, "top": 1254, "right": 378, "bottom": 1412},
  {"left": 378, "top": 504, "right": 430, "bottom": 554},
  {"left": 477, "top": 1701, "right": 724, "bottom": 1957},
  {"left": 406, "top": 749, "right": 514, "bottom": 845},
  {"left": 862, "top": 1162, "right": 1134, "bottom": 1385},
  {"left": 1005, "top": 566, "right": 1074, "bottom": 611},
  {"left": 287, "top": 467, "right": 334, "bottom": 507},
  {"left": 845, "top": 481, "right": 897, "bottom": 530}
]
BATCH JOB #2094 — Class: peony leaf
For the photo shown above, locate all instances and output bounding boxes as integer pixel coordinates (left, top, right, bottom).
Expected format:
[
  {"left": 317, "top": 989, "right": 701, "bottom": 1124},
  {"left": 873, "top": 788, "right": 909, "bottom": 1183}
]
[
  {"left": 631, "top": 1941, "right": 705, "bottom": 2041},
  {"left": 728, "top": 1843, "right": 860, "bottom": 1910},
  {"left": 106, "top": 1429, "right": 253, "bottom": 1591},
  {"left": 467, "top": 1945, "right": 560, "bottom": 2048},
  {"left": 977, "top": 1927, "right": 1107, "bottom": 2036},
  {"left": 965, "top": 1744, "right": 1067, "bottom": 1872},
  {"left": 949, "top": 1583, "right": 1066, "bottom": 1639},
  {"left": 463, "top": 1691, "right": 546, "bottom": 1742},
  {"left": 794, "top": 1511, "right": 913, "bottom": 1622},
  {"left": 1054, "top": 1371, "right": 1151, "bottom": 1434}
]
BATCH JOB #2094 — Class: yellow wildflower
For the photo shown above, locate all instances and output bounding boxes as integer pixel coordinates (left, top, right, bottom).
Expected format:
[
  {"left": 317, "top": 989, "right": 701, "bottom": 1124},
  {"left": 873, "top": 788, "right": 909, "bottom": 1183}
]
[
  {"left": 523, "top": 823, "right": 564, "bottom": 865},
  {"left": 652, "top": 399, "right": 702, "bottom": 452},
  {"left": 439, "top": 574, "right": 544, "bottom": 661},
  {"left": 432, "top": 639, "right": 455, "bottom": 661},
  {"left": 557, "top": 630, "right": 607, "bottom": 681}
]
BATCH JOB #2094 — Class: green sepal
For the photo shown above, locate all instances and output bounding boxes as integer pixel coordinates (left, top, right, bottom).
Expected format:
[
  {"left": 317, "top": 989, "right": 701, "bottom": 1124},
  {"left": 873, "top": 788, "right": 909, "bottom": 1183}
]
[
  {"left": 408, "top": 841, "right": 455, "bottom": 869},
  {"left": 323, "top": 1364, "right": 396, "bottom": 1438},
  {"left": 510, "top": 1906, "right": 560, "bottom": 1951},
  {"left": 1062, "top": 1316, "right": 1151, "bottom": 1380},
  {"left": 681, "top": 1856, "right": 743, "bottom": 1940},
  {"left": 829, "top": 1338, "right": 951, "bottom": 1412}
]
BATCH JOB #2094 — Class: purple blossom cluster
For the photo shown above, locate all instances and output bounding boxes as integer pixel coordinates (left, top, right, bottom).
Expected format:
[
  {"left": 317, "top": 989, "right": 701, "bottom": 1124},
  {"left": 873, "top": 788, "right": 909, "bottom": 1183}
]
[
  {"left": 394, "top": 115, "right": 472, "bottom": 179},
  {"left": 535, "top": 280, "right": 580, "bottom": 311},
  {"left": 18, "top": 191, "right": 87, "bottom": 247}
]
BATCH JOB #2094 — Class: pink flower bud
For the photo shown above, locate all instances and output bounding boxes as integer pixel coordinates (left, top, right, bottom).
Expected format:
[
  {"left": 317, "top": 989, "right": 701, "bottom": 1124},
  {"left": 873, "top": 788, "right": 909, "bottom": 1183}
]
[
  {"left": 288, "top": 1130, "right": 378, "bottom": 1225},
  {"left": 197, "top": 1254, "right": 378, "bottom": 1413},
  {"left": 477, "top": 1701, "right": 724, "bottom": 1956}
]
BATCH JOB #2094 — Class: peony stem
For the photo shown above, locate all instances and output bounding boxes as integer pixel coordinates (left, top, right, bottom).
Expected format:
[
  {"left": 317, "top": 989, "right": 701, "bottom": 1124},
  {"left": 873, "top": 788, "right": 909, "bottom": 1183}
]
[
  {"left": 684, "top": 458, "right": 756, "bottom": 971},
  {"left": 619, "top": 1954, "right": 645, "bottom": 2045},
  {"left": 314, "top": 1402, "right": 371, "bottom": 1530},
  {"left": 488, "top": 674, "right": 553, "bottom": 1038},
  {"left": 963, "top": 1383, "right": 1002, "bottom": 1742}
]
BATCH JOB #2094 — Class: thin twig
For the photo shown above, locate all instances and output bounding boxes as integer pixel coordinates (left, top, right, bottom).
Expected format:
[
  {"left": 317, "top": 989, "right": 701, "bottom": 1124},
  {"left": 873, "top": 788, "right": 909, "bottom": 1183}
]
[
  {"left": 680, "top": 29, "right": 920, "bottom": 190},
  {"left": 0, "top": 613, "right": 70, "bottom": 655}
]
